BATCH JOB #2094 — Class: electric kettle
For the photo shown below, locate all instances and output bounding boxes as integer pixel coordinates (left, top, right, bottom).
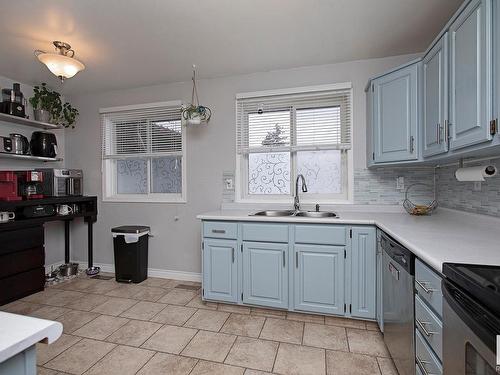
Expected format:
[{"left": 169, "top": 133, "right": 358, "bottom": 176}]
[{"left": 9, "top": 133, "right": 29, "bottom": 155}]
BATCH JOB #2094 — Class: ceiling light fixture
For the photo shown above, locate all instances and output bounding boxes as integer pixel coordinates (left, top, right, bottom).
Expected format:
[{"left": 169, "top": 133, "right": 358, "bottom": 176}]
[{"left": 34, "top": 41, "right": 85, "bottom": 82}]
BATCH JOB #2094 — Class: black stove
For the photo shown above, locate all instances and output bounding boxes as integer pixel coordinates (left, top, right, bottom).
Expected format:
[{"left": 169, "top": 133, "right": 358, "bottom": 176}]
[{"left": 443, "top": 263, "right": 500, "bottom": 317}]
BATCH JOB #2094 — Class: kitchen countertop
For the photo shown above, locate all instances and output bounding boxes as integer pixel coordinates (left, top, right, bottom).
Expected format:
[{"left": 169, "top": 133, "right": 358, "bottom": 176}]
[
  {"left": 0, "top": 312, "right": 62, "bottom": 363},
  {"left": 197, "top": 208, "right": 500, "bottom": 273}
]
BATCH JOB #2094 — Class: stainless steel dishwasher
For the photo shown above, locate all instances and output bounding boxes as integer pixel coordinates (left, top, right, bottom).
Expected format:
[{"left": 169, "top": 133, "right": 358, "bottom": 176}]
[{"left": 381, "top": 233, "right": 415, "bottom": 375}]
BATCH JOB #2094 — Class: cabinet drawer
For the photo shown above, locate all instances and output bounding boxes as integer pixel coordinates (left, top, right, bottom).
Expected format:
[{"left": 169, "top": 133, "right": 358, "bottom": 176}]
[
  {"left": 203, "top": 221, "right": 238, "bottom": 239},
  {"left": 294, "top": 225, "right": 346, "bottom": 245},
  {"left": 415, "top": 329, "right": 442, "bottom": 375},
  {"left": 415, "top": 259, "right": 443, "bottom": 318},
  {"left": 415, "top": 294, "right": 442, "bottom": 361},
  {"left": 0, "top": 267, "right": 45, "bottom": 305},
  {"left": 0, "top": 226, "right": 44, "bottom": 255},
  {"left": 0, "top": 247, "right": 44, "bottom": 279},
  {"left": 242, "top": 223, "right": 288, "bottom": 243}
]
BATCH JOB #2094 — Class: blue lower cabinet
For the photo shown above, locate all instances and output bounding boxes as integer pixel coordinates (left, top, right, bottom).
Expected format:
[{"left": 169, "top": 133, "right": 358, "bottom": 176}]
[
  {"left": 351, "top": 227, "right": 377, "bottom": 319},
  {"left": 202, "top": 239, "right": 238, "bottom": 303},
  {"left": 242, "top": 242, "right": 288, "bottom": 309},
  {"left": 294, "top": 244, "right": 345, "bottom": 315}
]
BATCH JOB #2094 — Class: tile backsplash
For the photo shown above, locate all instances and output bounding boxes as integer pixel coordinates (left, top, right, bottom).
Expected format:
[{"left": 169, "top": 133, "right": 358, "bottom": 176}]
[
  {"left": 354, "top": 168, "right": 435, "bottom": 205},
  {"left": 436, "top": 157, "right": 500, "bottom": 217},
  {"left": 222, "top": 160, "right": 500, "bottom": 218}
]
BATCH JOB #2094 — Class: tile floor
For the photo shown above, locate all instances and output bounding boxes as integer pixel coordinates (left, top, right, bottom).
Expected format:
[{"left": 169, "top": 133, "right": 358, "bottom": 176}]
[{"left": 1, "top": 274, "right": 397, "bottom": 375}]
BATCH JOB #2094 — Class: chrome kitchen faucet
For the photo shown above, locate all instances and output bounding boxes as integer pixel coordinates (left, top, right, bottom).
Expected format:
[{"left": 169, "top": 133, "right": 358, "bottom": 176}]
[{"left": 294, "top": 174, "right": 308, "bottom": 212}]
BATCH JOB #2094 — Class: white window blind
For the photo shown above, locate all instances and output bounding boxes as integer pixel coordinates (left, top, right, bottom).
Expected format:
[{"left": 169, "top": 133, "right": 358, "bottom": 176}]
[
  {"left": 101, "top": 104, "right": 183, "bottom": 159},
  {"left": 236, "top": 87, "right": 352, "bottom": 154}
]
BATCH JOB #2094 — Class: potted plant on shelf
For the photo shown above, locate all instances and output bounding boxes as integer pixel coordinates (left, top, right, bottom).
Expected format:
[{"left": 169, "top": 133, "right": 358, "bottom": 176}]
[{"left": 29, "top": 83, "right": 79, "bottom": 128}]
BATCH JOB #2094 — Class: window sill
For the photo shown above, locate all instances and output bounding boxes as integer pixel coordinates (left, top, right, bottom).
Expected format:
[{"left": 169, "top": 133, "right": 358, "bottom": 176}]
[{"left": 103, "top": 197, "right": 187, "bottom": 204}]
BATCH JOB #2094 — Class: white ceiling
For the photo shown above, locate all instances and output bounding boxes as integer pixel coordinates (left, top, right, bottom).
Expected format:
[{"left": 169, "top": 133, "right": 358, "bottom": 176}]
[{"left": 0, "top": 0, "right": 462, "bottom": 95}]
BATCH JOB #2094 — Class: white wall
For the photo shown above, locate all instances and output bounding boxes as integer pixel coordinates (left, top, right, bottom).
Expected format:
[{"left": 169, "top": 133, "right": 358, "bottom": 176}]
[
  {"left": 65, "top": 53, "right": 420, "bottom": 273},
  {"left": 0, "top": 76, "right": 66, "bottom": 265}
]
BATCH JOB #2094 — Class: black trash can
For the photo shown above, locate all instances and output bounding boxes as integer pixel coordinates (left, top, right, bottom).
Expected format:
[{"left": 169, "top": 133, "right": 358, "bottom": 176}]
[{"left": 112, "top": 225, "right": 150, "bottom": 283}]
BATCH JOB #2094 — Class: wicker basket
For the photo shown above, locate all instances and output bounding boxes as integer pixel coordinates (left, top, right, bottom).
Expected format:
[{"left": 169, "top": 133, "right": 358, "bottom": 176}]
[{"left": 402, "top": 183, "right": 438, "bottom": 215}]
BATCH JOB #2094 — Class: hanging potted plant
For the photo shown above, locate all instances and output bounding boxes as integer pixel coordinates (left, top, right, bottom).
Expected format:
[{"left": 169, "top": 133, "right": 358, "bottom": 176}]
[
  {"left": 29, "top": 83, "right": 79, "bottom": 127},
  {"left": 182, "top": 65, "right": 212, "bottom": 126},
  {"left": 29, "top": 83, "right": 61, "bottom": 123}
]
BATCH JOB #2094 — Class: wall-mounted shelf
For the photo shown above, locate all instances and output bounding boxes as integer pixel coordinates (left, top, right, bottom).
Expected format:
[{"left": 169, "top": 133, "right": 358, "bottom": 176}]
[
  {"left": 0, "top": 153, "right": 62, "bottom": 162},
  {"left": 0, "top": 113, "right": 63, "bottom": 130}
]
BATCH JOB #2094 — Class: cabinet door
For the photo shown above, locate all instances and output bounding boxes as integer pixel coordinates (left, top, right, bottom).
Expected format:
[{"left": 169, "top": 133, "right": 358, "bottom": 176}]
[
  {"left": 376, "top": 230, "right": 384, "bottom": 332},
  {"left": 449, "top": 0, "right": 493, "bottom": 150},
  {"left": 294, "top": 244, "right": 344, "bottom": 315},
  {"left": 203, "top": 239, "right": 238, "bottom": 303},
  {"left": 423, "top": 34, "right": 449, "bottom": 157},
  {"left": 496, "top": 0, "right": 500, "bottom": 128},
  {"left": 351, "top": 227, "right": 376, "bottom": 319},
  {"left": 242, "top": 242, "right": 288, "bottom": 309},
  {"left": 373, "top": 63, "right": 419, "bottom": 163}
]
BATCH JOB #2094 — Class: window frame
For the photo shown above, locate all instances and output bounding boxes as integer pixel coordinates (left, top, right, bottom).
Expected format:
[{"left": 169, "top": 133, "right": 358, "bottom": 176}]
[
  {"left": 101, "top": 101, "right": 187, "bottom": 203},
  {"left": 235, "top": 83, "right": 354, "bottom": 204}
]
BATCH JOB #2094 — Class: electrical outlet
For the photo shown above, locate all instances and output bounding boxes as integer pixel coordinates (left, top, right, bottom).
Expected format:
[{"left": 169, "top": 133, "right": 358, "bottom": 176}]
[
  {"left": 396, "top": 177, "right": 405, "bottom": 190},
  {"left": 473, "top": 181, "right": 482, "bottom": 191},
  {"left": 224, "top": 178, "right": 234, "bottom": 190}
]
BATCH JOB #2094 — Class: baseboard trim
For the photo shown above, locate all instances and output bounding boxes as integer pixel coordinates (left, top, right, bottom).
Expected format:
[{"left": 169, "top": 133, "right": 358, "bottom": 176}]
[{"left": 74, "top": 261, "right": 202, "bottom": 282}]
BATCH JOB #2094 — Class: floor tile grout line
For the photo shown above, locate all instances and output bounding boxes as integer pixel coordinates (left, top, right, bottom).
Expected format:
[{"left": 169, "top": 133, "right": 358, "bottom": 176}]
[
  {"left": 271, "top": 341, "right": 280, "bottom": 374},
  {"left": 38, "top": 335, "right": 83, "bottom": 366},
  {"left": 177, "top": 326, "right": 202, "bottom": 358},
  {"left": 221, "top": 332, "right": 239, "bottom": 364}
]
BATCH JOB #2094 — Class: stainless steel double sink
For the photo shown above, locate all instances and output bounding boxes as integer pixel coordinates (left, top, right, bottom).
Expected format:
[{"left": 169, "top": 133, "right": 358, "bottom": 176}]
[{"left": 251, "top": 210, "right": 337, "bottom": 218}]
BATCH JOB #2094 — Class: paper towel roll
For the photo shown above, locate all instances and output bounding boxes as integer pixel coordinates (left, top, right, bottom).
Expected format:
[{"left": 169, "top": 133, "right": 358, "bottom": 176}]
[{"left": 455, "top": 165, "right": 497, "bottom": 181}]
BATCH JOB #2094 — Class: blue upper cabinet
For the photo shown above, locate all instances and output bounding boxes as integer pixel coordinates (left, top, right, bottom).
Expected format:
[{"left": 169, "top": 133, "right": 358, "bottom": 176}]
[
  {"left": 242, "top": 242, "right": 289, "bottom": 309},
  {"left": 372, "top": 62, "right": 420, "bottom": 163},
  {"left": 495, "top": 0, "right": 500, "bottom": 130},
  {"left": 203, "top": 239, "right": 238, "bottom": 303},
  {"left": 448, "top": 0, "right": 493, "bottom": 150},
  {"left": 350, "top": 227, "right": 376, "bottom": 319},
  {"left": 294, "top": 244, "right": 345, "bottom": 315},
  {"left": 423, "top": 33, "right": 449, "bottom": 157}
]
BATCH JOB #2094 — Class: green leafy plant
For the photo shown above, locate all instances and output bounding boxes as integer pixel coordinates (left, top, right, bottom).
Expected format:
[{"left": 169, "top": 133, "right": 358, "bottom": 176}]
[
  {"left": 29, "top": 83, "right": 79, "bottom": 128},
  {"left": 62, "top": 102, "right": 79, "bottom": 128}
]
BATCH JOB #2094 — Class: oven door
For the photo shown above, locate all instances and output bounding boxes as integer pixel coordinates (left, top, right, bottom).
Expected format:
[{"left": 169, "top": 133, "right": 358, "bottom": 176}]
[{"left": 442, "top": 280, "right": 499, "bottom": 375}]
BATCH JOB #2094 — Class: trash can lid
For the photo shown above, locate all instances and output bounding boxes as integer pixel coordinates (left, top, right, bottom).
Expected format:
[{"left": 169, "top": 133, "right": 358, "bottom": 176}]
[{"left": 111, "top": 225, "right": 150, "bottom": 234}]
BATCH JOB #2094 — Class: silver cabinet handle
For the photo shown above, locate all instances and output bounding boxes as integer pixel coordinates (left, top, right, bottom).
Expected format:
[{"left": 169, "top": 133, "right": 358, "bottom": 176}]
[
  {"left": 410, "top": 136, "right": 415, "bottom": 153},
  {"left": 416, "top": 279, "right": 435, "bottom": 294},
  {"left": 212, "top": 229, "right": 226, "bottom": 234},
  {"left": 416, "top": 319, "right": 437, "bottom": 337},
  {"left": 232, "top": 248, "right": 235, "bottom": 263},
  {"left": 445, "top": 120, "right": 451, "bottom": 140},
  {"left": 295, "top": 252, "right": 298, "bottom": 268},
  {"left": 416, "top": 356, "right": 437, "bottom": 375},
  {"left": 282, "top": 251, "right": 286, "bottom": 267}
]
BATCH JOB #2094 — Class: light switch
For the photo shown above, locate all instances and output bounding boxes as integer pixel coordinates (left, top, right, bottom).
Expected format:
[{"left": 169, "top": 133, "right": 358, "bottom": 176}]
[{"left": 396, "top": 177, "right": 405, "bottom": 190}]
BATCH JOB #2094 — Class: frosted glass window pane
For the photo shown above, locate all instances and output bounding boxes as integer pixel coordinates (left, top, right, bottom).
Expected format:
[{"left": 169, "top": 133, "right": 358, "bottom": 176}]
[
  {"left": 117, "top": 159, "right": 147, "bottom": 194},
  {"left": 248, "top": 152, "right": 290, "bottom": 194},
  {"left": 151, "top": 156, "right": 182, "bottom": 193},
  {"left": 297, "top": 150, "right": 342, "bottom": 194}
]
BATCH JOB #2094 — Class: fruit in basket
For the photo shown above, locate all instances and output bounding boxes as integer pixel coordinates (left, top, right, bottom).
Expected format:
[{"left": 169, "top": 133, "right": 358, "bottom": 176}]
[{"left": 412, "top": 205, "right": 429, "bottom": 215}]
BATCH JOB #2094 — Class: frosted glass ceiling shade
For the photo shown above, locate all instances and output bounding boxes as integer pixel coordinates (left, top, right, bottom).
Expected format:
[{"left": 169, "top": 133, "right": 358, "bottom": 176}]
[
  {"left": 35, "top": 41, "right": 85, "bottom": 81},
  {"left": 37, "top": 53, "right": 85, "bottom": 79}
]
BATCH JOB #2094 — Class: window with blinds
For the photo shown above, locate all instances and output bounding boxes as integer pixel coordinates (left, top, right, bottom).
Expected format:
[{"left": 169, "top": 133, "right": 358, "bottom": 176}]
[
  {"left": 100, "top": 101, "right": 186, "bottom": 202},
  {"left": 237, "top": 87, "right": 351, "bottom": 154},
  {"left": 235, "top": 84, "right": 352, "bottom": 201}
]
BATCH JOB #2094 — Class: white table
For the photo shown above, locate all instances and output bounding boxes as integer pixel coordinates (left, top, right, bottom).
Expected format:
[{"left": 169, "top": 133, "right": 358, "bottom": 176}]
[{"left": 0, "top": 312, "right": 62, "bottom": 375}]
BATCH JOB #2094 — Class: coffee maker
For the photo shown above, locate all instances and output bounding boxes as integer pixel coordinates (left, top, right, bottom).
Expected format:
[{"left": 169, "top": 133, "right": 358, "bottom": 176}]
[
  {"left": 1, "top": 83, "right": 26, "bottom": 118},
  {"left": 17, "top": 171, "right": 44, "bottom": 199},
  {"left": 0, "top": 171, "right": 22, "bottom": 201}
]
